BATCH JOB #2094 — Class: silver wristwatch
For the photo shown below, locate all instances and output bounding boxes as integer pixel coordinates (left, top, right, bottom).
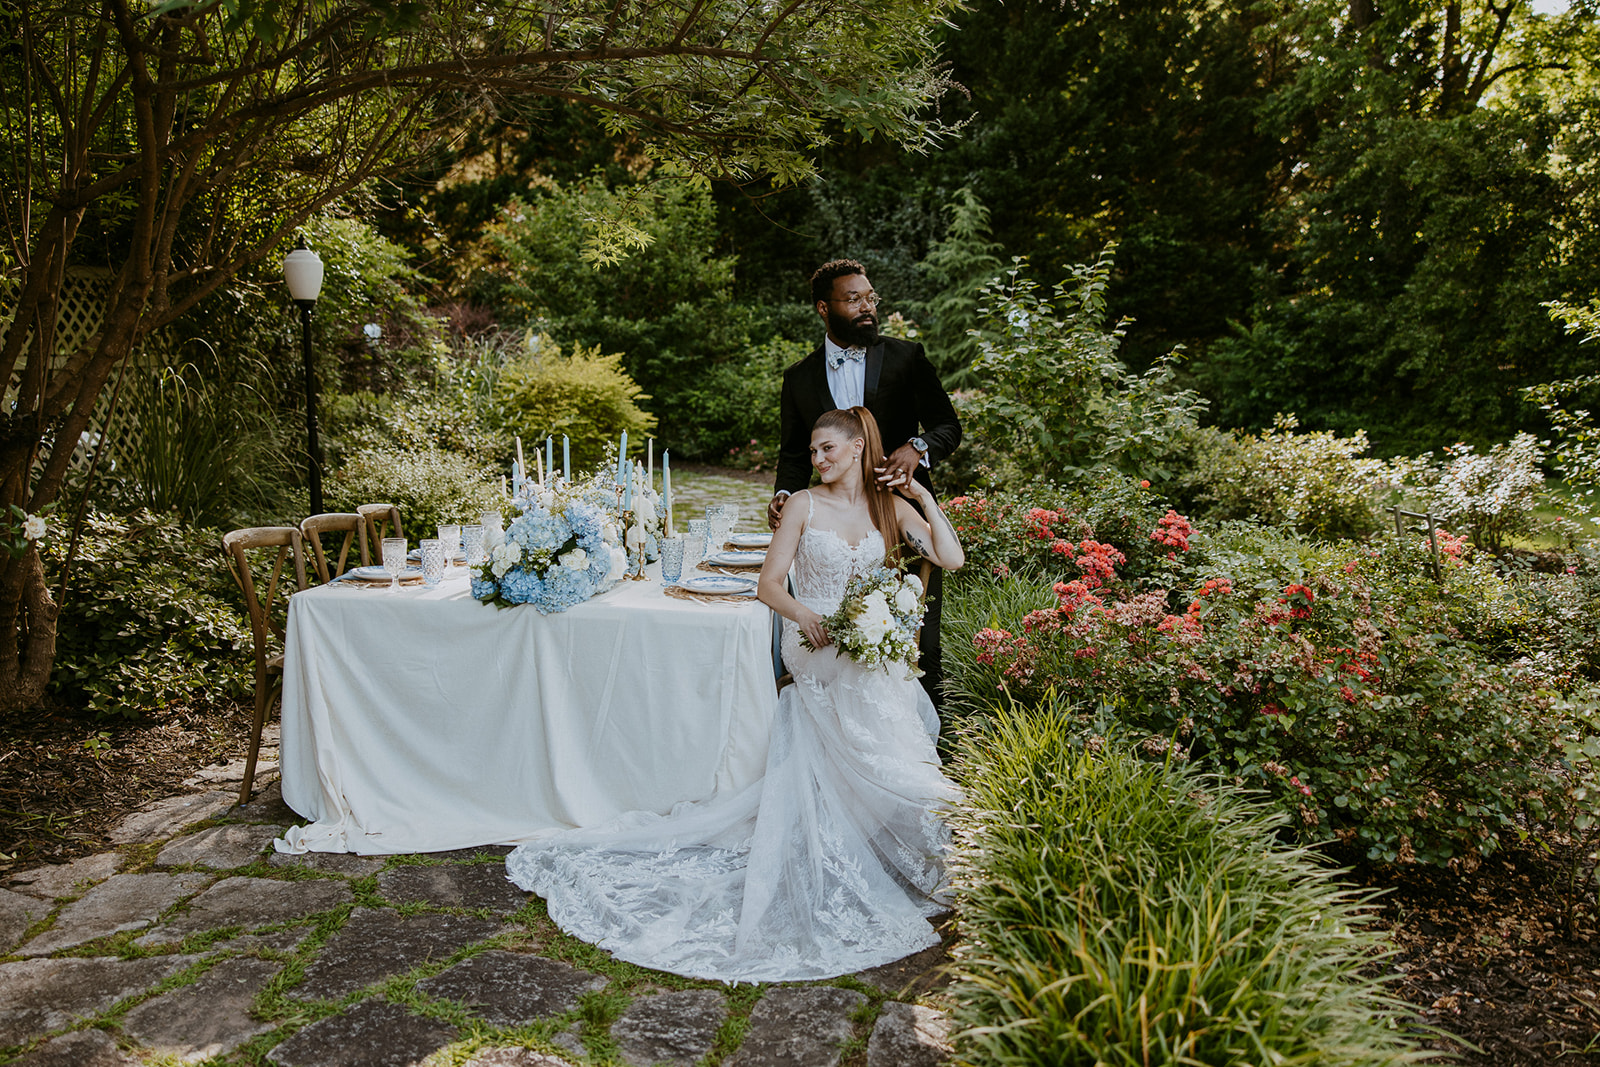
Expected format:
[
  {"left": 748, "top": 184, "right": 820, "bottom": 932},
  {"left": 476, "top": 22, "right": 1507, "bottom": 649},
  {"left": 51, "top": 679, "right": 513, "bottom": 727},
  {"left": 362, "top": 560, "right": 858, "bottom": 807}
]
[{"left": 909, "top": 437, "right": 931, "bottom": 467}]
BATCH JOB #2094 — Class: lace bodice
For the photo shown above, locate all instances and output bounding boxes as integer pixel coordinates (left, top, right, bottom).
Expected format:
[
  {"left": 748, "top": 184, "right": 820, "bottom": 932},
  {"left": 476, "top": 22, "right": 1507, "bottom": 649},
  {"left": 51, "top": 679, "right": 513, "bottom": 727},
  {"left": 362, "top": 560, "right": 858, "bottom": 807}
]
[{"left": 793, "top": 523, "right": 885, "bottom": 616}]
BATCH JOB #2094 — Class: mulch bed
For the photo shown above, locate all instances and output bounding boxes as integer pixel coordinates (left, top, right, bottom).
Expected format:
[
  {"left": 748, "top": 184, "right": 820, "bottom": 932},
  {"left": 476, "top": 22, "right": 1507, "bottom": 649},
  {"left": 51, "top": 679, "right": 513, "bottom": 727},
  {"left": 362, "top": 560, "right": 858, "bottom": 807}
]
[{"left": 3, "top": 705, "right": 1598, "bottom": 1062}]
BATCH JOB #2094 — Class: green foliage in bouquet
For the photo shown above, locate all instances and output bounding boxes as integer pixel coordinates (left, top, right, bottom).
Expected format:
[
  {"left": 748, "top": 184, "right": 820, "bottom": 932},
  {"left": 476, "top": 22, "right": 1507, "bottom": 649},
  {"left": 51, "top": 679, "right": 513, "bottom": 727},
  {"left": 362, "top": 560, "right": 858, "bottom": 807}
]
[
  {"left": 803, "top": 567, "right": 926, "bottom": 679},
  {"left": 946, "top": 709, "right": 1424, "bottom": 1066},
  {"left": 494, "top": 343, "right": 657, "bottom": 469},
  {"left": 328, "top": 448, "right": 504, "bottom": 544},
  {"left": 47, "top": 512, "right": 253, "bottom": 719}
]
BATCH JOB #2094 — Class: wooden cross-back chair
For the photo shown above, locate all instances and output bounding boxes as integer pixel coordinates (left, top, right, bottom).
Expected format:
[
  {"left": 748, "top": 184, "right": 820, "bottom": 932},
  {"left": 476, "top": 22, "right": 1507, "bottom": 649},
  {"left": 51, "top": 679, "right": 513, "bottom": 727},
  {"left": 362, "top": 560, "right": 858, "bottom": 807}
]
[
  {"left": 223, "top": 526, "right": 308, "bottom": 805},
  {"left": 775, "top": 556, "right": 936, "bottom": 691},
  {"left": 301, "top": 512, "right": 369, "bottom": 584},
  {"left": 357, "top": 503, "right": 403, "bottom": 550}
]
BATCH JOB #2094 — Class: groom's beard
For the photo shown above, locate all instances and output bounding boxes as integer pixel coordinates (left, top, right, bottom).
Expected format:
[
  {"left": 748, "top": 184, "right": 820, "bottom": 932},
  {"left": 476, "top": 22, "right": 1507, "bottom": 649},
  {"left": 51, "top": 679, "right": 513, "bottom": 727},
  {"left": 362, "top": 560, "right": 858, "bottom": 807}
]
[{"left": 827, "top": 307, "right": 879, "bottom": 348}]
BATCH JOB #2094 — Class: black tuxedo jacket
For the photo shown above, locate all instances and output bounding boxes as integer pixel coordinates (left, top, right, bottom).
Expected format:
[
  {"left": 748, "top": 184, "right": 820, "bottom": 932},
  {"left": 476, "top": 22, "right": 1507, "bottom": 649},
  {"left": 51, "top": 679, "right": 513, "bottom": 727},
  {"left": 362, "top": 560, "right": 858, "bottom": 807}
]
[{"left": 775, "top": 336, "right": 961, "bottom": 496}]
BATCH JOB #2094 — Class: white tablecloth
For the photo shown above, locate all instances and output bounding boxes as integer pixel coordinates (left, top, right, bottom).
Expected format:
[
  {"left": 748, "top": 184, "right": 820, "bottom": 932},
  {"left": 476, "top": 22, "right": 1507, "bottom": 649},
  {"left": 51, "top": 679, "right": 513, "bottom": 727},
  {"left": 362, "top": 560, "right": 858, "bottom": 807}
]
[{"left": 277, "top": 571, "right": 777, "bottom": 854}]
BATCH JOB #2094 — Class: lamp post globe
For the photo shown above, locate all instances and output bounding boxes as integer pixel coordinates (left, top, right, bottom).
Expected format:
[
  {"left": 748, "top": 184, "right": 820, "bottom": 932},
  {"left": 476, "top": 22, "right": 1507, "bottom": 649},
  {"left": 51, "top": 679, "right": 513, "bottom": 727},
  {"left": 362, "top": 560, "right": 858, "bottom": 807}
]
[{"left": 283, "top": 238, "right": 325, "bottom": 515}]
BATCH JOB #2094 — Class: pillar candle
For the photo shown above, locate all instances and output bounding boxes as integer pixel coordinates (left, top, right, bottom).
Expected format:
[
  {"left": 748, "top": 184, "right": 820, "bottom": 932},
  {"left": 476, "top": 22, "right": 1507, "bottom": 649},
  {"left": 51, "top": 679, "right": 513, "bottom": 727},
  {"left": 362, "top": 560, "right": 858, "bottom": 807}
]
[
  {"left": 563, "top": 436, "right": 570, "bottom": 481},
  {"left": 663, "top": 451, "right": 673, "bottom": 534}
]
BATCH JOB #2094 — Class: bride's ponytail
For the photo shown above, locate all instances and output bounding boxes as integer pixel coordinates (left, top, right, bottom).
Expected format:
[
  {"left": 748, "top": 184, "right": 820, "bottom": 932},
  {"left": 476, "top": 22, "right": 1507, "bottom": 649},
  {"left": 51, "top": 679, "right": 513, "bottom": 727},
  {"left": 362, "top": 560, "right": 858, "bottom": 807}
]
[{"left": 812, "top": 406, "right": 901, "bottom": 563}]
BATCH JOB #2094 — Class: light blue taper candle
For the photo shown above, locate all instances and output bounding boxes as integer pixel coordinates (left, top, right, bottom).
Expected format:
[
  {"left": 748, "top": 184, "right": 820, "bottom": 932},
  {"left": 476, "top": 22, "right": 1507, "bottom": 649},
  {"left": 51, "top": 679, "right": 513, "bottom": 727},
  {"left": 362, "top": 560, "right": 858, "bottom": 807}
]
[
  {"left": 563, "top": 436, "right": 570, "bottom": 481},
  {"left": 619, "top": 430, "right": 628, "bottom": 481},
  {"left": 546, "top": 437, "right": 553, "bottom": 484}
]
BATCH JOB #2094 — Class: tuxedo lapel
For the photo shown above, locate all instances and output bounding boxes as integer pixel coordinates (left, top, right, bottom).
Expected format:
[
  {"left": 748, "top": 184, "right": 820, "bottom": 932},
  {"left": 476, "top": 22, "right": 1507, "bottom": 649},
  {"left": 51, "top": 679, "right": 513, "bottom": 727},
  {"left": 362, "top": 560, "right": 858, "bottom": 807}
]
[
  {"left": 804, "top": 345, "right": 836, "bottom": 414},
  {"left": 862, "top": 343, "right": 885, "bottom": 408}
]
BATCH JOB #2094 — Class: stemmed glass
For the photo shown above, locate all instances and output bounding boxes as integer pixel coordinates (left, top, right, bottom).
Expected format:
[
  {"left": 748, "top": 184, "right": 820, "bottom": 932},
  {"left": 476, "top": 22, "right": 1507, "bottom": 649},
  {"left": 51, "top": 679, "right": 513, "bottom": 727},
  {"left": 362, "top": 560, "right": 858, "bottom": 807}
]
[
  {"left": 437, "top": 524, "right": 461, "bottom": 565},
  {"left": 685, "top": 519, "right": 709, "bottom": 570},
  {"left": 381, "top": 537, "right": 408, "bottom": 592}
]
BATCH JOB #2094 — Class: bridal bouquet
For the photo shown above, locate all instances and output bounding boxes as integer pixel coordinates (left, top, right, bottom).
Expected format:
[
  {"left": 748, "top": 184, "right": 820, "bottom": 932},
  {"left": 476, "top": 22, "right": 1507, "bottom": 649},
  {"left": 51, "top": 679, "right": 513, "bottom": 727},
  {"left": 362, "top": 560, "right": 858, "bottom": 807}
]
[
  {"left": 471, "top": 490, "right": 627, "bottom": 613},
  {"left": 803, "top": 567, "right": 927, "bottom": 679}
]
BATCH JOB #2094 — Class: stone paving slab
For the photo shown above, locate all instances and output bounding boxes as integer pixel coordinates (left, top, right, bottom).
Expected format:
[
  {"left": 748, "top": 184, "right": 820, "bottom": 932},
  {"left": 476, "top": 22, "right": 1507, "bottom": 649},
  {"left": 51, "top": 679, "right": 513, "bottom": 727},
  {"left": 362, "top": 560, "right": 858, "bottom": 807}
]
[
  {"left": 610, "top": 989, "right": 728, "bottom": 1067},
  {"left": 378, "top": 864, "right": 529, "bottom": 912},
  {"left": 867, "top": 1002, "right": 951, "bottom": 1067},
  {"left": 108, "top": 791, "right": 236, "bottom": 844},
  {"left": 727, "top": 986, "right": 867, "bottom": 1067},
  {"left": 0, "top": 954, "right": 198, "bottom": 1046},
  {"left": 415, "top": 950, "right": 606, "bottom": 1026},
  {"left": 291, "top": 908, "right": 504, "bottom": 1001},
  {"left": 233, "top": 779, "right": 299, "bottom": 825},
  {"left": 854, "top": 942, "right": 951, "bottom": 995},
  {"left": 121, "top": 956, "right": 281, "bottom": 1062},
  {"left": 266, "top": 999, "right": 458, "bottom": 1067},
  {"left": 137, "top": 875, "right": 352, "bottom": 946},
  {"left": 268, "top": 849, "right": 387, "bottom": 877},
  {"left": 157, "top": 823, "right": 286, "bottom": 868},
  {"left": 9, "top": 1028, "right": 134, "bottom": 1067},
  {"left": 422, "top": 845, "right": 516, "bottom": 861},
  {"left": 6, "top": 852, "right": 123, "bottom": 899},
  {"left": 17, "top": 872, "right": 212, "bottom": 956},
  {"left": 0, "top": 888, "right": 47, "bottom": 952},
  {"left": 184, "top": 757, "right": 277, "bottom": 789},
  {"left": 463, "top": 1049, "right": 577, "bottom": 1067}
]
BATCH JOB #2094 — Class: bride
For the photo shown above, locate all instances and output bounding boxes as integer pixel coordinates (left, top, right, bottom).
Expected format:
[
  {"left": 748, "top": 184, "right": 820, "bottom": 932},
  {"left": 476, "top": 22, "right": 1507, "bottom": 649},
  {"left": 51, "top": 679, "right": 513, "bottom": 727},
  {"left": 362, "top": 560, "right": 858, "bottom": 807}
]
[{"left": 504, "top": 406, "right": 964, "bottom": 982}]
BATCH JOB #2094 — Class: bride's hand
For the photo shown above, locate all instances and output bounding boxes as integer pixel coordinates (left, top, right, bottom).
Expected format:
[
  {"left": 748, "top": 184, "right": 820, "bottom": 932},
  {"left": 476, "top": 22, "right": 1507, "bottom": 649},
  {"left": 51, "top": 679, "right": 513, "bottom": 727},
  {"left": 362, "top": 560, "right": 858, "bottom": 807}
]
[{"left": 799, "top": 611, "right": 831, "bottom": 648}]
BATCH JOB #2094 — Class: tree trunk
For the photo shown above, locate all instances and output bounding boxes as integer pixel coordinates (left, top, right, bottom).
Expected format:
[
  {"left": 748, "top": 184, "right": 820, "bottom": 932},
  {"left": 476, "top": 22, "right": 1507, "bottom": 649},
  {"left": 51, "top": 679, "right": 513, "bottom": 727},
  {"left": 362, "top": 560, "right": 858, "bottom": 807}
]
[{"left": 0, "top": 549, "right": 59, "bottom": 713}]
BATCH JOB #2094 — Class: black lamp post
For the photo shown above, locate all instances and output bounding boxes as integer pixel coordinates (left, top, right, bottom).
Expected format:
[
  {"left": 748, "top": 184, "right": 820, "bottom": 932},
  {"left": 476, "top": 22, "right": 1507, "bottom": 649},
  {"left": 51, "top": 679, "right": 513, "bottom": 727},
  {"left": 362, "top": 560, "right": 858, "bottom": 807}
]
[{"left": 283, "top": 237, "right": 325, "bottom": 515}]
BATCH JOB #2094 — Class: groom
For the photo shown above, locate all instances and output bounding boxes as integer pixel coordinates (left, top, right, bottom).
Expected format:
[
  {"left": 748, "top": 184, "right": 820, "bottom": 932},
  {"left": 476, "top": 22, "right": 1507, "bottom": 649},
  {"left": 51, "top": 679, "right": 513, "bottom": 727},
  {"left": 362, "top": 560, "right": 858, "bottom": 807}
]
[{"left": 768, "top": 258, "right": 962, "bottom": 708}]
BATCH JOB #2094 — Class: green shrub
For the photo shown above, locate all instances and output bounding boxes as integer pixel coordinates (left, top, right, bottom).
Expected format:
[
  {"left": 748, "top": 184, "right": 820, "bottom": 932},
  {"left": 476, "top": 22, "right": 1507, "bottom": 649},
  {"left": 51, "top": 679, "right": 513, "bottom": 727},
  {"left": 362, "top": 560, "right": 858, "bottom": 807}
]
[
  {"left": 1171, "top": 415, "right": 1396, "bottom": 539},
  {"left": 962, "top": 246, "right": 1208, "bottom": 487},
  {"left": 47, "top": 511, "right": 252, "bottom": 718},
  {"left": 493, "top": 343, "right": 657, "bottom": 469},
  {"left": 328, "top": 447, "right": 505, "bottom": 543},
  {"left": 947, "top": 709, "right": 1424, "bottom": 1066},
  {"left": 946, "top": 508, "right": 1582, "bottom": 865}
]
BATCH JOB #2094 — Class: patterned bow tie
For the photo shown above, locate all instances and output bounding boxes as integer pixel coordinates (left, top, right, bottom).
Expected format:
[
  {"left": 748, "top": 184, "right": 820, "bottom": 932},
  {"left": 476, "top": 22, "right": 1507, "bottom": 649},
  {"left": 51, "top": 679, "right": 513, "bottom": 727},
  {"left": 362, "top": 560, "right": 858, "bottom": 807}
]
[{"left": 827, "top": 346, "right": 866, "bottom": 371}]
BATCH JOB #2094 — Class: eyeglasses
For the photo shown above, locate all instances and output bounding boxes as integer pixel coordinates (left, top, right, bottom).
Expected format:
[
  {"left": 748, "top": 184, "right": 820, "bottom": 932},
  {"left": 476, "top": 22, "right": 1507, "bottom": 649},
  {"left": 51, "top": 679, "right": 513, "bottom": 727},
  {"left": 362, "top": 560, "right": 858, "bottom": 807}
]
[{"left": 828, "top": 291, "right": 879, "bottom": 310}]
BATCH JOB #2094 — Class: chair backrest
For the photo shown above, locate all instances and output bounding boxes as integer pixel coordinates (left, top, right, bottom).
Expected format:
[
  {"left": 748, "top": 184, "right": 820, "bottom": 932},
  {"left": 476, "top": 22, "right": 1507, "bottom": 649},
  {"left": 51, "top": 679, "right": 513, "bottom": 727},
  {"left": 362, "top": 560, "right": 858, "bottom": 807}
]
[
  {"left": 223, "top": 527, "right": 308, "bottom": 666},
  {"left": 357, "top": 503, "right": 403, "bottom": 549},
  {"left": 912, "top": 557, "right": 936, "bottom": 650},
  {"left": 300, "top": 512, "right": 369, "bottom": 583}
]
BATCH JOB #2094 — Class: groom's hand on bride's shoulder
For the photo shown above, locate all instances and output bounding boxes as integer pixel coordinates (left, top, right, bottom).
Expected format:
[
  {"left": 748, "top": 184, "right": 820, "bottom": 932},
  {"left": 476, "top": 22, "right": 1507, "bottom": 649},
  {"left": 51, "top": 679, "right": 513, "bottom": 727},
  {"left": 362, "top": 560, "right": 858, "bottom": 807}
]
[{"left": 767, "top": 492, "right": 789, "bottom": 530}]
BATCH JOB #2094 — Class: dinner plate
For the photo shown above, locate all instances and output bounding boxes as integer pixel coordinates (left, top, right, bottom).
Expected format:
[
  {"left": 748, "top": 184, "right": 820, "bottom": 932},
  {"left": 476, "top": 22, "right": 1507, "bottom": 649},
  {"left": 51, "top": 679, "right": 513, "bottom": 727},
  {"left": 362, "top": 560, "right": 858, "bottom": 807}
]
[
  {"left": 705, "top": 550, "right": 766, "bottom": 566},
  {"left": 726, "top": 532, "right": 773, "bottom": 549},
  {"left": 344, "top": 565, "right": 421, "bottom": 581},
  {"left": 678, "top": 574, "right": 758, "bottom": 595}
]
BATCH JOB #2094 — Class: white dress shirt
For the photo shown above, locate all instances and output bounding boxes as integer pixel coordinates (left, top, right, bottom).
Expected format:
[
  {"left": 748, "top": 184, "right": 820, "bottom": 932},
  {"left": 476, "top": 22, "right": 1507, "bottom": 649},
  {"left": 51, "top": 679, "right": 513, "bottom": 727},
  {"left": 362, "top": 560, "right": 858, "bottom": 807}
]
[{"left": 823, "top": 336, "right": 866, "bottom": 410}]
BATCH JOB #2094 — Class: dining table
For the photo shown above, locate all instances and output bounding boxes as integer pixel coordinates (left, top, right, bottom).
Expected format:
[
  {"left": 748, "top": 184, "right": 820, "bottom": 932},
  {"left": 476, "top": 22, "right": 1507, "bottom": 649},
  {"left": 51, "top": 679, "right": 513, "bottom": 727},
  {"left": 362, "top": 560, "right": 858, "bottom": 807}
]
[{"left": 275, "top": 566, "right": 778, "bottom": 855}]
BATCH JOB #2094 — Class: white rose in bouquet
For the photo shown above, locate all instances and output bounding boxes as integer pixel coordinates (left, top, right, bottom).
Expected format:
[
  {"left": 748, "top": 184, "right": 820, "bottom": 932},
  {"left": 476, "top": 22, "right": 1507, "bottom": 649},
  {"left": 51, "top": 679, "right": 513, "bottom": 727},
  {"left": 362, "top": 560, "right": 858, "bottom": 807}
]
[
  {"left": 893, "top": 582, "right": 921, "bottom": 615},
  {"left": 560, "top": 547, "right": 588, "bottom": 571},
  {"left": 855, "top": 592, "right": 895, "bottom": 644}
]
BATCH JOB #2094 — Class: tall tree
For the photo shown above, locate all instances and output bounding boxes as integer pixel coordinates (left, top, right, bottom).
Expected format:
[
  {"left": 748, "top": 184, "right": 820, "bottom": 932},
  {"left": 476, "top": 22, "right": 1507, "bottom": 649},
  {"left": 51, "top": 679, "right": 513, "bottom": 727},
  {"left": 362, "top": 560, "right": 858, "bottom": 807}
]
[{"left": 0, "top": 0, "right": 959, "bottom": 710}]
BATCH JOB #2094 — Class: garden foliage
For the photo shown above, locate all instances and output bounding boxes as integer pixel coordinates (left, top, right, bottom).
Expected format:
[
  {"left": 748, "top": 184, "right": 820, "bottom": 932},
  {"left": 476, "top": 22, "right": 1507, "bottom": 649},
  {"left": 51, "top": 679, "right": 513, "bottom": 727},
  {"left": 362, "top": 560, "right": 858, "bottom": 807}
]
[
  {"left": 1415, "top": 433, "right": 1546, "bottom": 551},
  {"left": 493, "top": 342, "right": 657, "bottom": 469},
  {"left": 943, "top": 497, "right": 1599, "bottom": 866},
  {"left": 328, "top": 448, "right": 504, "bottom": 545},
  {"left": 962, "top": 247, "right": 1207, "bottom": 487},
  {"left": 1171, "top": 416, "right": 1396, "bottom": 539},
  {"left": 46, "top": 512, "right": 253, "bottom": 719},
  {"left": 947, "top": 709, "right": 1425, "bottom": 1066}
]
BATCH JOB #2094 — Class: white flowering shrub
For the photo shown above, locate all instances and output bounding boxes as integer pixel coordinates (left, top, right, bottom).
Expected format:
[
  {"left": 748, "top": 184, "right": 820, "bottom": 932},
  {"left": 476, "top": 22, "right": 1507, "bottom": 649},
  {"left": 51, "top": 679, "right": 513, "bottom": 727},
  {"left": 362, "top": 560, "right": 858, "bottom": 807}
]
[
  {"left": 329, "top": 446, "right": 504, "bottom": 543},
  {"left": 1420, "top": 433, "right": 1545, "bottom": 552}
]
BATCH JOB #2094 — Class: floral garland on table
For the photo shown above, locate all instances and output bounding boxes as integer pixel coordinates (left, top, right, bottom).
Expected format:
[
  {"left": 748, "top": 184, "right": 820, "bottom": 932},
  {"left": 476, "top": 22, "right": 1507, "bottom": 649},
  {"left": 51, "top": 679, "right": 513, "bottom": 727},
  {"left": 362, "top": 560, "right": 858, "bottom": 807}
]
[{"left": 802, "top": 567, "right": 927, "bottom": 680}]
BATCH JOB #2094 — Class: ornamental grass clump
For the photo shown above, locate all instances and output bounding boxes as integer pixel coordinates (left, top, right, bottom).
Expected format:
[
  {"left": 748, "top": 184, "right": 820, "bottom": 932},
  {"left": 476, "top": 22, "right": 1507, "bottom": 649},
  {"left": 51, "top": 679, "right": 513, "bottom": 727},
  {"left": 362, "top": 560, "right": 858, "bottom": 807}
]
[{"left": 946, "top": 707, "right": 1428, "bottom": 1066}]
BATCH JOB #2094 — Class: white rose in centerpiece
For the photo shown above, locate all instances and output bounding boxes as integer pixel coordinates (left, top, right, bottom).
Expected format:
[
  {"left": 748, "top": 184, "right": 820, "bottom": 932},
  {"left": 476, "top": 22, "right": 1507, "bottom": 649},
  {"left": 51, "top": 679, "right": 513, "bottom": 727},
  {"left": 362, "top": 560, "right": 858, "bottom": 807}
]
[
  {"left": 626, "top": 524, "right": 646, "bottom": 548},
  {"left": 602, "top": 521, "right": 620, "bottom": 545},
  {"left": 491, "top": 542, "right": 519, "bottom": 578},
  {"left": 633, "top": 496, "right": 656, "bottom": 524},
  {"left": 606, "top": 544, "right": 628, "bottom": 578},
  {"left": 560, "top": 547, "right": 588, "bottom": 571},
  {"left": 536, "top": 487, "right": 556, "bottom": 510}
]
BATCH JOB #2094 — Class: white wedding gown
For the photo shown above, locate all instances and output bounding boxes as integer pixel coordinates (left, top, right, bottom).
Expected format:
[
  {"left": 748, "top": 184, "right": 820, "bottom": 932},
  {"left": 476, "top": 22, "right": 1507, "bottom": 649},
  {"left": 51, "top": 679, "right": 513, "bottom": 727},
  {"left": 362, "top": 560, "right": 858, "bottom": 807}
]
[{"left": 504, "top": 514, "right": 958, "bottom": 983}]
